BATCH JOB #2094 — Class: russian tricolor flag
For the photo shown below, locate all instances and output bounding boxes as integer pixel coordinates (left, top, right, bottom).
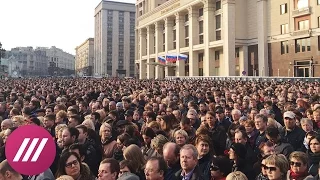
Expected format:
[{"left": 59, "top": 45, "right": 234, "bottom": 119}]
[
  {"left": 158, "top": 56, "right": 166, "bottom": 64},
  {"left": 166, "top": 54, "right": 177, "bottom": 63},
  {"left": 178, "top": 54, "right": 188, "bottom": 61}
]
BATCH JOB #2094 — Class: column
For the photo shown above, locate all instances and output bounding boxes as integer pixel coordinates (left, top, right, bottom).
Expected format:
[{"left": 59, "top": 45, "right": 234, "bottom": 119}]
[
  {"left": 139, "top": 29, "right": 147, "bottom": 79},
  {"left": 239, "top": 46, "right": 248, "bottom": 76},
  {"left": 203, "top": 0, "right": 215, "bottom": 76},
  {"left": 164, "top": 18, "right": 174, "bottom": 77},
  {"left": 147, "top": 26, "right": 155, "bottom": 79},
  {"left": 188, "top": 6, "right": 199, "bottom": 76},
  {"left": 257, "top": 0, "right": 269, "bottom": 76},
  {"left": 222, "top": 0, "right": 236, "bottom": 76},
  {"left": 154, "top": 21, "right": 164, "bottom": 79},
  {"left": 175, "top": 13, "right": 185, "bottom": 77}
]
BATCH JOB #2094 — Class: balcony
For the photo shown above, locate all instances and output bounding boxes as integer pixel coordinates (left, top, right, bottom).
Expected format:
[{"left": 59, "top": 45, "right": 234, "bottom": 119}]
[
  {"left": 292, "top": 7, "right": 311, "bottom": 17},
  {"left": 291, "top": 29, "right": 311, "bottom": 37}
]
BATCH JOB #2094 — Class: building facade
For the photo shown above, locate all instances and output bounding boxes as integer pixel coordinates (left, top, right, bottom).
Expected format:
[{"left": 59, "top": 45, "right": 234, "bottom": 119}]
[
  {"left": 37, "top": 46, "right": 75, "bottom": 76},
  {"left": 94, "top": 1, "right": 136, "bottom": 77},
  {"left": 75, "top": 38, "right": 94, "bottom": 76},
  {"left": 4, "top": 47, "right": 48, "bottom": 76},
  {"left": 136, "top": 0, "right": 320, "bottom": 79}
]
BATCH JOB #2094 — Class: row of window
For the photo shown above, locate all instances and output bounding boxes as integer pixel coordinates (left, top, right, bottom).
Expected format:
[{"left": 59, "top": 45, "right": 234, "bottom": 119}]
[{"left": 280, "top": 37, "right": 311, "bottom": 54}]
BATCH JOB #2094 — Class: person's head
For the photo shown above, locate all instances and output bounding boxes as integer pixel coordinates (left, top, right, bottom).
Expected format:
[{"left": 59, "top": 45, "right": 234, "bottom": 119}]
[
  {"left": 100, "top": 122, "right": 113, "bottom": 143},
  {"left": 264, "top": 154, "right": 289, "bottom": 180},
  {"left": 145, "top": 157, "right": 167, "bottom": 180},
  {"left": 309, "top": 135, "right": 320, "bottom": 154},
  {"left": 231, "top": 109, "right": 241, "bottom": 122},
  {"left": 75, "top": 124, "right": 88, "bottom": 144},
  {"left": 234, "top": 129, "right": 248, "bottom": 145},
  {"left": 56, "top": 175, "right": 74, "bottom": 180},
  {"left": 69, "top": 143, "right": 86, "bottom": 162},
  {"left": 62, "top": 127, "right": 79, "bottom": 147},
  {"left": 140, "top": 127, "right": 155, "bottom": 145},
  {"left": 289, "top": 151, "right": 308, "bottom": 175},
  {"left": 173, "top": 129, "right": 188, "bottom": 146},
  {"left": 119, "top": 160, "right": 135, "bottom": 176},
  {"left": 56, "top": 152, "right": 81, "bottom": 180},
  {"left": 284, "top": 111, "right": 296, "bottom": 130},
  {"left": 314, "top": 110, "right": 320, "bottom": 122},
  {"left": 162, "top": 142, "right": 180, "bottom": 168},
  {"left": 205, "top": 111, "right": 216, "bottom": 127},
  {"left": 226, "top": 171, "right": 248, "bottom": 180},
  {"left": 0, "top": 159, "right": 22, "bottom": 180},
  {"left": 244, "top": 120, "right": 255, "bottom": 134},
  {"left": 3, "top": 127, "right": 17, "bottom": 144},
  {"left": 259, "top": 141, "right": 275, "bottom": 157},
  {"left": 68, "top": 115, "right": 81, "bottom": 128},
  {"left": 98, "top": 158, "right": 120, "bottom": 180},
  {"left": 299, "top": 118, "right": 313, "bottom": 132},
  {"left": 265, "top": 126, "right": 281, "bottom": 144},
  {"left": 151, "top": 134, "right": 169, "bottom": 156},
  {"left": 123, "top": 144, "right": 146, "bottom": 170},
  {"left": 1, "top": 119, "right": 13, "bottom": 131},
  {"left": 254, "top": 114, "right": 268, "bottom": 131},
  {"left": 43, "top": 114, "right": 55, "bottom": 129},
  {"left": 195, "top": 134, "right": 211, "bottom": 158},
  {"left": 229, "top": 143, "right": 247, "bottom": 161},
  {"left": 180, "top": 144, "right": 198, "bottom": 173},
  {"left": 210, "top": 156, "right": 232, "bottom": 179}
]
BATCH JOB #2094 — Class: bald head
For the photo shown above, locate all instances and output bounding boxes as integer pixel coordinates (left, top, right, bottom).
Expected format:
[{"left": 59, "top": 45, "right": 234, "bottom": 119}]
[
  {"left": 163, "top": 142, "right": 180, "bottom": 168},
  {"left": 1, "top": 119, "right": 13, "bottom": 131},
  {"left": 0, "top": 159, "right": 22, "bottom": 179}
]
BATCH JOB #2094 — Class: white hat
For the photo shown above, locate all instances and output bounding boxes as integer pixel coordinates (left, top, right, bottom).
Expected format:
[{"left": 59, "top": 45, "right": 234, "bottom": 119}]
[{"left": 284, "top": 111, "right": 295, "bottom": 119}]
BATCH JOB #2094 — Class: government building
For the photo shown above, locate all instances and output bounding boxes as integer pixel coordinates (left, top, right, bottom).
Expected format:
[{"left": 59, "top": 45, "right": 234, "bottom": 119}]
[
  {"left": 94, "top": 1, "right": 135, "bottom": 77},
  {"left": 135, "top": 0, "right": 320, "bottom": 79}
]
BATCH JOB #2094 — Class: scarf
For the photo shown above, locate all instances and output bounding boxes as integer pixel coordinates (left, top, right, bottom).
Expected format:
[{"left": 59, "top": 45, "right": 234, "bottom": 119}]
[{"left": 289, "top": 169, "right": 308, "bottom": 180}]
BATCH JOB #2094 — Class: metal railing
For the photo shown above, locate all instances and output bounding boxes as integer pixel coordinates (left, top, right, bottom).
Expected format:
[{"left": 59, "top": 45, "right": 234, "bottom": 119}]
[{"left": 165, "top": 76, "right": 320, "bottom": 82}]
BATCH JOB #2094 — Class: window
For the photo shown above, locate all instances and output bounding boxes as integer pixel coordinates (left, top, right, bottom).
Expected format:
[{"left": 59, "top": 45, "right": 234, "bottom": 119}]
[
  {"left": 185, "top": 26, "right": 189, "bottom": 37},
  {"left": 295, "top": 38, "right": 311, "bottom": 53},
  {"left": 235, "top": 48, "right": 240, "bottom": 58},
  {"left": 216, "top": 15, "right": 221, "bottom": 29},
  {"left": 108, "top": 10, "right": 113, "bottom": 15},
  {"left": 281, "top": 41, "right": 289, "bottom": 54},
  {"left": 198, "top": 53, "right": 204, "bottom": 62},
  {"left": 281, "top": 24, "right": 289, "bottom": 34},
  {"left": 297, "top": 0, "right": 308, "bottom": 9},
  {"left": 199, "top": 35, "right": 204, "bottom": 44},
  {"left": 216, "top": 30, "right": 221, "bottom": 40},
  {"left": 199, "top": 8, "right": 203, "bottom": 17},
  {"left": 298, "top": 20, "right": 309, "bottom": 30},
  {"left": 318, "top": 0, "right": 320, "bottom": 5},
  {"left": 199, "top": 21, "right": 203, "bottom": 34},
  {"left": 318, "top": 17, "right": 320, "bottom": 27},
  {"left": 215, "top": 51, "right": 220, "bottom": 60},
  {"left": 216, "top": 1, "right": 221, "bottom": 10},
  {"left": 280, "top": 4, "right": 287, "bottom": 14},
  {"left": 185, "top": 14, "right": 189, "bottom": 22}
]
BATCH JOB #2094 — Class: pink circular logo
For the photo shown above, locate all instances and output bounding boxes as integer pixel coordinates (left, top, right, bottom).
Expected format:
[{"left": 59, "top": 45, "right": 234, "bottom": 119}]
[{"left": 5, "top": 125, "right": 56, "bottom": 175}]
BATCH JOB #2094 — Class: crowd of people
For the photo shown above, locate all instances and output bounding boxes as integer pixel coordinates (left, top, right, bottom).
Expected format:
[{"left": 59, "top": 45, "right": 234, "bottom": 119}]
[{"left": 0, "top": 78, "right": 318, "bottom": 180}]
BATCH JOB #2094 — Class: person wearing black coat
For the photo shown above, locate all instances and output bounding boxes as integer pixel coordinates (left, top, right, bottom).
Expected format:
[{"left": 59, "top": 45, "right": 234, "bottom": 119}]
[
  {"left": 229, "top": 143, "right": 255, "bottom": 180},
  {"left": 307, "top": 135, "right": 320, "bottom": 176}
]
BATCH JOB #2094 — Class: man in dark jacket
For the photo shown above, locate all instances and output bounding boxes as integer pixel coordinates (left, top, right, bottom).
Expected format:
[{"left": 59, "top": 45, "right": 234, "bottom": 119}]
[{"left": 173, "top": 144, "right": 204, "bottom": 180}]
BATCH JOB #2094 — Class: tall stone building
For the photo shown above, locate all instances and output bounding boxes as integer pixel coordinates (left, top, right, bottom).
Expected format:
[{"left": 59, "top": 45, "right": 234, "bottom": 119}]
[
  {"left": 94, "top": 0, "right": 136, "bottom": 77},
  {"left": 5, "top": 47, "right": 48, "bottom": 76},
  {"left": 136, "top": 0, "right": 320, "bottom": 79},
  {"left": 75, "top": 38, "right": 94, "bottom": 76},
  {"left": 37, "top": 46, "right": 75, "bottom": 76}
]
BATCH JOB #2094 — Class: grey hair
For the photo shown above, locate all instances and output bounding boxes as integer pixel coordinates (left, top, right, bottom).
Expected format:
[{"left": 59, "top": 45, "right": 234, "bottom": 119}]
[{"left": 180, "top": 144, "right": 198, "bottom": 160}]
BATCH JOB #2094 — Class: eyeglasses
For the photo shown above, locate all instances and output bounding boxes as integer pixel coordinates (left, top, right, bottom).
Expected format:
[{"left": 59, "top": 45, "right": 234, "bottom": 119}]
[
  {"left": 65, "top": 160, "right": 79, "bottom": 168},
  {"left": 290, "top": 161, "right": 302, "bottom": 167},
  {"left": 263, "top": 165, "right": 277, "bottom": 172},
  {"left": 210, "top": 165, "right": 220, "bottom": 171}
]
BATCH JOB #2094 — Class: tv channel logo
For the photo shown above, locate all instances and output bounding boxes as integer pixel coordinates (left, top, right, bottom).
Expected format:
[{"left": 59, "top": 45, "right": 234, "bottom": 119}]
[{"left": 5, "top": 125, "right": 56, "bottom": 175}]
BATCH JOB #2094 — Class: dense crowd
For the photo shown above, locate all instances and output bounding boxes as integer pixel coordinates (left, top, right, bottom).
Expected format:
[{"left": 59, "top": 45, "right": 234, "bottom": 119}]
[{"left": 0, "top": 78, "right": 319, "bottom": 180}]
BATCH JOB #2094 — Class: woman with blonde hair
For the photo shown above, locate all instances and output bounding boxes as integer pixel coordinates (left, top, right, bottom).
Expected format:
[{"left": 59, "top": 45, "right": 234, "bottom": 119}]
[
  {"left": 123, "top": 144, "right": 146, "bottom": 180},
  {"left": 264, "top": 154, "right": 289, "bottom": 180},
  {"left": 226, "top": 171, "right": 248, "bottom": 180},
  {"left": 82, "top": 119, "right": 95, "bottom": 131},
  {"left": 100, "top": 122, "right": 117, "bottom": 159},
  {"left": 11, "top": 115, "right": 24, "bottom": 127}
]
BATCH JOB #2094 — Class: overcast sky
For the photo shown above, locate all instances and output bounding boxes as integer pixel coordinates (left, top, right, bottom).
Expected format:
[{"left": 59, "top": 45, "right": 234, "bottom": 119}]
[{"left": 0, "top": 0, "right": 135, "bottom": 55}]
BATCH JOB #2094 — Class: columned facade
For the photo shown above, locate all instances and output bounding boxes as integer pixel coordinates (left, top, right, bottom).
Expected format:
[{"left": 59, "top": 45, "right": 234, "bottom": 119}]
[{"left": 136, "top": 0, "right": 320, "bottom": 79}]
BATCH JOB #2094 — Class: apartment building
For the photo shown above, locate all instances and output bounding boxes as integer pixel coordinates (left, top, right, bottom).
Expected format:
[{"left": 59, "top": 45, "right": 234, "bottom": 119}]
[
  {"left": 37, "top": 46, "right": 75, "bottom": 76},
  {"left": 94, "top": 0, "right": 136, "bottom": 77},
  {"left": 75, "top": 38, "right": 94, "bottom": 76},
  {"left": 5, "top": 47, "right": 48, "bottom": 76},
  {"left": 136, "top": 0, "right": 320, "bottom": 79}
]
